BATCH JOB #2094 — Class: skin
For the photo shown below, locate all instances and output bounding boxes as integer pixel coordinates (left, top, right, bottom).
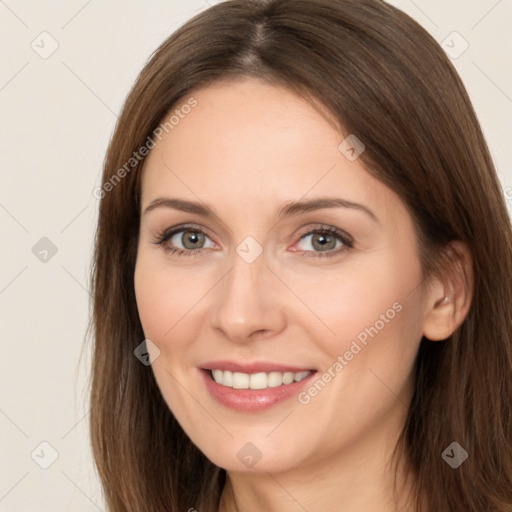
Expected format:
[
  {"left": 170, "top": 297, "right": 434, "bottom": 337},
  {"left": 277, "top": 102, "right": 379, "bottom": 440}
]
[{"left": 134, "top": 77, "right": 471, "bottom": 512}]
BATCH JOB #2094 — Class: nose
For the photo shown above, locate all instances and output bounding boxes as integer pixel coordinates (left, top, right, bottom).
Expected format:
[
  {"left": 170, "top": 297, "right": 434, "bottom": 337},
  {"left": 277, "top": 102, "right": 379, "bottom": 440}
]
[{"left": 209, "top": 250, "right": 287, "bottom": 343}]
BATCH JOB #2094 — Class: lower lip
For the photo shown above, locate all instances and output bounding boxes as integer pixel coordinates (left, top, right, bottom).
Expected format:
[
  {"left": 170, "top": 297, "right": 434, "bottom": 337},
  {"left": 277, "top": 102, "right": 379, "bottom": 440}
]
[{"left": 200, "top": 369, "right": 316, "bottom": 412}]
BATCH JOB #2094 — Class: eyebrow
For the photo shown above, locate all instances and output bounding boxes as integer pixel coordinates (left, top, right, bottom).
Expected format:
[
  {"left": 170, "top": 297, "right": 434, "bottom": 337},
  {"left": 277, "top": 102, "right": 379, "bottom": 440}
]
[{"left": 142, "top": 196, "right": 379, "bottom": 223}]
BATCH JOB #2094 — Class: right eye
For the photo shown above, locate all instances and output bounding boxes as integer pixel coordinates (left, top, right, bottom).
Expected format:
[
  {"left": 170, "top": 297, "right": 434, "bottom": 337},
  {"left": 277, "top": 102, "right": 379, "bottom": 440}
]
[{"left": 152, "top": 225, "right": 217, "bottom": 256}]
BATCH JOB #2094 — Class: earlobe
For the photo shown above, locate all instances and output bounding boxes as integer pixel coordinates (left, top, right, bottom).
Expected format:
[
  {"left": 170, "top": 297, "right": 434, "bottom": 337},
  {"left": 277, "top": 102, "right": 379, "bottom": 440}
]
[{"left": 422, "top": 241, "right": 473, "bottom": 342}]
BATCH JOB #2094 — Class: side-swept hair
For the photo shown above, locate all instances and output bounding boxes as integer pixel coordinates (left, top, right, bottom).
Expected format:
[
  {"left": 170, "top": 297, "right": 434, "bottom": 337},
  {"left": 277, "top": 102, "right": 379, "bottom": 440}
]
[{"left": 88, "top": 1, "right": 512, "bottom": 510}]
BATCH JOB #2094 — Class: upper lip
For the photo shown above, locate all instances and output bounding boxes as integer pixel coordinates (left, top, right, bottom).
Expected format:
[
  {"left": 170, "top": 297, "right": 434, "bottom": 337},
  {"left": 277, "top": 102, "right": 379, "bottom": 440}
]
[{"left": 201, "top": 360, "right": 316, "bottom": 373}]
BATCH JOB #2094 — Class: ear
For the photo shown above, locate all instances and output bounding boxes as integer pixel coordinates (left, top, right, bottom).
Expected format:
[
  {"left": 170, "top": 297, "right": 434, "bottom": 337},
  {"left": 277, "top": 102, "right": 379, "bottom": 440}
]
[{"left": 422, "top": 241, "right": 473, "bottom": 341}]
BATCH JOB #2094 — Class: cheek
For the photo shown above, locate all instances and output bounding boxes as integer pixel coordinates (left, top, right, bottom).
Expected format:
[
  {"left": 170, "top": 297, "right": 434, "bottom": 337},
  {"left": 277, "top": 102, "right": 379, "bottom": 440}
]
[
  {"left": 133, "top": 255, "right": 204, "bottom": 418},
  {"left": 134, "top": 254, "right": 207, "bottom": 342},
  {"left": 286, "top": 251, "right": 425, "bottom": 361},
  {"left": 289, "top": 256, "right": 424, "bottom": 446}
]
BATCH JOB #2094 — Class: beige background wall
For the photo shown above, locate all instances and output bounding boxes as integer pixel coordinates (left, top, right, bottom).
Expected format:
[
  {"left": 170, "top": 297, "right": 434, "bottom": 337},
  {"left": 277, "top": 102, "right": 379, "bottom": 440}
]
[{"left": 0, "top": 0, "right": 510, "bottom": 509}]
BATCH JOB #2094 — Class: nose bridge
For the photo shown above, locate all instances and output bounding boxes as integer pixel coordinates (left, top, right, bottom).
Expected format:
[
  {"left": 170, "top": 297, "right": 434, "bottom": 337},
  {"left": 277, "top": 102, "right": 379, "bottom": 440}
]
[{"left": 210, "top": 247, "right": 286, "bottom": 342}]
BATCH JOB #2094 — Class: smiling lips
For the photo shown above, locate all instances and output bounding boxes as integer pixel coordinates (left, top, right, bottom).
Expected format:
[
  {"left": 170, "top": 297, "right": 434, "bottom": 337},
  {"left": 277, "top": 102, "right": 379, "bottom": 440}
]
[{"left": 200, "top": 361, "right": 317, "bottom": 411}]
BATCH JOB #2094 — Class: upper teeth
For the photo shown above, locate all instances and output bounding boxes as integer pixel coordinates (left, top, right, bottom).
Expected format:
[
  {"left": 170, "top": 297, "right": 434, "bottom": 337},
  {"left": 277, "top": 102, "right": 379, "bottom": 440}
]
[{"left": 211, "top": 370, "right": 312, "bottom": 389}]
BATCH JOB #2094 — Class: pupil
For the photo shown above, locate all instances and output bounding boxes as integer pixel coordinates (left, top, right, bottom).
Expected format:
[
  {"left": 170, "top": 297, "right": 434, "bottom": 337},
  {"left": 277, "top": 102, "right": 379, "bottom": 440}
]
[
  {"left": 183, "top": 231, "right": 204, "bottom": 249},
  {"left": 313, "top": 233, "right": 335, "bottom": 251}
]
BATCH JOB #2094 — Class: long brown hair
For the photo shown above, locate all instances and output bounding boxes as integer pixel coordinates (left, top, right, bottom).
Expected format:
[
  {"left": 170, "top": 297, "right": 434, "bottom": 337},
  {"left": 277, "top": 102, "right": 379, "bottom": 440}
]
[{"left": 87, "top": 1, "right": 512, "bottom": 510}]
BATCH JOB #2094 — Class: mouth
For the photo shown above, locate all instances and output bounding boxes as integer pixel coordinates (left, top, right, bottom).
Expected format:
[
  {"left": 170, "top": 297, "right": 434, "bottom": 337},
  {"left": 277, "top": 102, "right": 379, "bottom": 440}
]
[
  {"left": 199, "top": 363, "right": 317, "bottom": 412},
  {"left": 205, "top": 368, "right": 313, "bottom": 390}
]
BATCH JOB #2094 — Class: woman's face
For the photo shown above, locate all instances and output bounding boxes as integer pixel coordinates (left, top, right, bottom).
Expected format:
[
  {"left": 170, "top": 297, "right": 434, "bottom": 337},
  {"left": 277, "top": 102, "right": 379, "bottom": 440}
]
[{"left": 134, "top": 77, "right": 429, "bottom": 473}]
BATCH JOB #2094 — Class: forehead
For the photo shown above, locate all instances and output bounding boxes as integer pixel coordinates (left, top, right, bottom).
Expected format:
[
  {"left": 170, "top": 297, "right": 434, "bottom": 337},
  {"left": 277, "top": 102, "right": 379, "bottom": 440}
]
[{"left": 139, "top": 78, "right": 406, "bottom": 228}]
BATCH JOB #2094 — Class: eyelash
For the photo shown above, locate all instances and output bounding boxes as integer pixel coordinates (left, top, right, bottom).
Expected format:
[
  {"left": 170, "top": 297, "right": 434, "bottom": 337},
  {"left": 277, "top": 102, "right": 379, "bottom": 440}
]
[{"left": 151, "top": 223, "right": 354, "bottom": 258}]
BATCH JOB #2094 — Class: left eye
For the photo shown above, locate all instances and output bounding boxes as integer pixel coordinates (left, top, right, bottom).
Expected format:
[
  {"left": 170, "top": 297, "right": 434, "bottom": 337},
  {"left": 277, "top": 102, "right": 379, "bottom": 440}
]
[{"left": 295, "top": 230, "right": 346, "bottom": 253}]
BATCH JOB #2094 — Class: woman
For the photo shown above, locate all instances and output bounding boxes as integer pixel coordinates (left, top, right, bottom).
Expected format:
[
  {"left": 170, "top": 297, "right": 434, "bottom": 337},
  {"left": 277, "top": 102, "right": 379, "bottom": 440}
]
[{"left": 88, "top": 0, "right": 512, "bottom": 510}]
